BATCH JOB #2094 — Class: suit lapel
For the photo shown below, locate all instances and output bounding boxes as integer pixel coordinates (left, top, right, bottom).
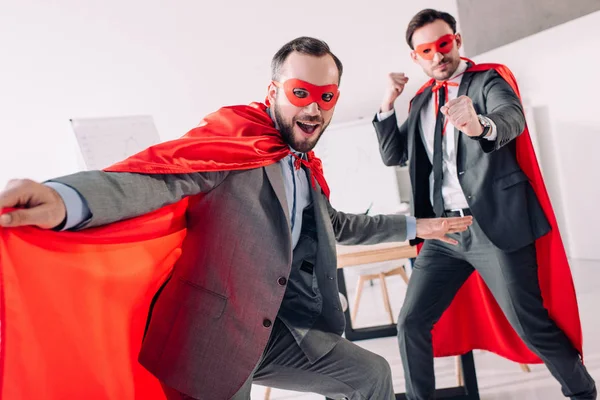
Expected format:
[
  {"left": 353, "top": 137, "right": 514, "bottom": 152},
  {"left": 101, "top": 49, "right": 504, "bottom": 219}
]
[
  {"left": 455, "top": 70, "right": 475, "bottom": 151},
  {"left": 408, "top": 86, "right": 431, "bottom": 168},
  {"left": 408, "top": 86, "right": 433, "bottom": 198},
  {"left": 264, "top": 162, "right": 291, "bottom": 231},
  {"left": 306, "top": 171, "right": 337, "bottom": 269},
  {"left": 409, "top": 86, "right": 433, "bottom": 131}
]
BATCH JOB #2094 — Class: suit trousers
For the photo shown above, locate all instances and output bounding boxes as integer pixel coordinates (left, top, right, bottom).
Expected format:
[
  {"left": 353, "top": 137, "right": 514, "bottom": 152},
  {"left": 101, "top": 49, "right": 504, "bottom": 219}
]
[
  {"left": 162, "top": 318, "right": 395, "bottom": 400},
  {"left": 397, "top": 218, "right": 596, "bottom": 400}
]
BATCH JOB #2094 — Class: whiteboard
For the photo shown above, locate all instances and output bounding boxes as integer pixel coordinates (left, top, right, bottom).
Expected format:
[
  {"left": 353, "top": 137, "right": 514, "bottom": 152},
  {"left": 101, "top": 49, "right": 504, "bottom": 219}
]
[
  {"left": 315, "top": 118, "right": 404, "bottom": 215},
  {"left": 70, "top": 115, "right": 161, "bottom": 170}
]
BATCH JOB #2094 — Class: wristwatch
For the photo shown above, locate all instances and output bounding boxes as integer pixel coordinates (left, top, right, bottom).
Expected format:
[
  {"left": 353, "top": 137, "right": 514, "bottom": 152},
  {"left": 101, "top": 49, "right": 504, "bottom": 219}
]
[{"left": 472, "top": 115, "right": 492, "bottom": 140}]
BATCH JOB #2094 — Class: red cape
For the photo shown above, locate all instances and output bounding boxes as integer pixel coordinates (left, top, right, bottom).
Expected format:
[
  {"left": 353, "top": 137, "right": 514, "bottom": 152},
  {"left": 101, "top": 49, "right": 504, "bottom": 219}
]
[
  {"left": 0, "top": 102, "right": 329, "bottom": 399},
  {"left": 412, "top": 59, "right": 583, "bottom": 363}
]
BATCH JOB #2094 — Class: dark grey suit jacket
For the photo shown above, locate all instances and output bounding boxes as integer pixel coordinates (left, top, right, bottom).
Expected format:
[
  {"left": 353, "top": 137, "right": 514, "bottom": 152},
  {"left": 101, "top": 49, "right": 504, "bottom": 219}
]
[
  {"left": 373, "top": 68, "right": 550, "bottom": 251},
  {"left": 52, "top": 163, "right": 408, "bottom": 399}
]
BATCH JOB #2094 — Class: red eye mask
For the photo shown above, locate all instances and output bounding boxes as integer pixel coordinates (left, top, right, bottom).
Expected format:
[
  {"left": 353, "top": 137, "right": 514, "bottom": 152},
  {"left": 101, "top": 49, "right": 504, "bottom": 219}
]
[
  {"left": 415, "top": 34, "right": 456, "bottom": 60},
  {"left": 273, "top": 79, "right": 340, "bottom": 111}
]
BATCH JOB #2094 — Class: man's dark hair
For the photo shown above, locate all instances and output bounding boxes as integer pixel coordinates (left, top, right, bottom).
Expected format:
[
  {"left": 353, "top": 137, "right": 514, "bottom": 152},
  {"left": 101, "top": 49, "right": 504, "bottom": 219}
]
[
  {"left": 406, "top": 9, "right": 457, "bottom": 50},
  {"left": 271, "top": 36, "right": 343, "bottom": 84}
]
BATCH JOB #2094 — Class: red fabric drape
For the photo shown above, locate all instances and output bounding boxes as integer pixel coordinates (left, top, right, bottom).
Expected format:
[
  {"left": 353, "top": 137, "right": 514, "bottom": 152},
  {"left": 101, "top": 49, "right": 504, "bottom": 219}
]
[{"left": 0, "top": 102, "right": 329, "bottom": 399}]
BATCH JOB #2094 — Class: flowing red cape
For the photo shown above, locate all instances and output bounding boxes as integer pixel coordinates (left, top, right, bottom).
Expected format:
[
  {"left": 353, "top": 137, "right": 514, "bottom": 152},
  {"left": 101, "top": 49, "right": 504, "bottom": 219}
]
[
  {"left": 0, "top": 102, "right": 329, "bottom": 399},
  {"left": 411, "top": 59, "right": 583, "bottom": 362}
]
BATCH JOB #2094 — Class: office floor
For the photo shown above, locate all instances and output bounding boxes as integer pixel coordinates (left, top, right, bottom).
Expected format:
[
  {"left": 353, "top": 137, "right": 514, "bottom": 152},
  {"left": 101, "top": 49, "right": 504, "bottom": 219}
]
[{"left": 250, "top": 259, "right": 600, "bottom": 399}]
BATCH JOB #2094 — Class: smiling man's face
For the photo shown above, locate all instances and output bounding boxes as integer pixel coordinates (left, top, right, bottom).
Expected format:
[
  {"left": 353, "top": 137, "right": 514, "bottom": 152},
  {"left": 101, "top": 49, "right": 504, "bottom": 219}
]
[{"left": 267, "top": 51, "right": 339, "bottom": 153}]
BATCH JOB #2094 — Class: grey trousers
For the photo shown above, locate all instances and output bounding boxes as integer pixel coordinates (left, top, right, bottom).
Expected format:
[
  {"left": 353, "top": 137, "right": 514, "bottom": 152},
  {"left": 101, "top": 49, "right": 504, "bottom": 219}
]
[
  {"left": 398, "top": 219, "right": 596, "bottom": 400},
  {"left": 162, "top": 318, "right": 395, "bottom": 400}
]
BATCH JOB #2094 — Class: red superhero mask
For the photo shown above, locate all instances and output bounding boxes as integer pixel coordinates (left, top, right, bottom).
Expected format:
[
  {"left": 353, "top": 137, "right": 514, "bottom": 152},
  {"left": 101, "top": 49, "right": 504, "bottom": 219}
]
[
  {"left": 273, "top": 79, "right": 340, "bottom": 111},
  {"left": 414, "top": 34, "right": 456, "bottom": 60}
]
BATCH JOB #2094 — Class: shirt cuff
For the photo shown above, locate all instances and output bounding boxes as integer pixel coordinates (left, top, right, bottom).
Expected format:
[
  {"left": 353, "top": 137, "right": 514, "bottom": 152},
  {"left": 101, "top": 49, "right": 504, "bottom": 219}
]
[
  {"left": 377, "top": 109, "right": 395, "bottom": 122},
  {"left": 406, "top": 216, "right": 417, "bottom": 240},
  {"left": 483, "top": 116, "right": 498, "bottom": 141},
  {"left": 44, "top": 182, "right": 91, "bottom": 230}
]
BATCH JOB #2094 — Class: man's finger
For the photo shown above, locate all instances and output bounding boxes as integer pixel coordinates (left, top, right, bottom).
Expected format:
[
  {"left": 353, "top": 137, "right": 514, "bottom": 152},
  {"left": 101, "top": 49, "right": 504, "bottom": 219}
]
[
  {"left": 446, "top": 103, "right": 467, "bottom": 117},
  {"left": 0, "top": 213, "right": 11, "bottom": 226},
  {"left": 437, "top": 235, "right": 459, "bottom": 245},
  {"left": 450, "top": 109, "right": 467, "bottom": 120},
  {"left": 444, "top": 98, "right": 462, "bottom": 108},
  {"left": 0, "top": 205, "right": 56, "bottom": 228},
  {"left": 389, "top": 75, "right": 407, "bottom": 84},
  {"left": 452, "top": 114, "right": 468, "bottom": 127},
  {"left": 0, "top": 179, "right": 38, "bottom": 209},
  {"left": 0, "top": 186, "right": 22, "bottom": 210},
  {"left": 439, "top": 219, "right": 449, "bottom": 230},
  {"left": 0, "top": 208, "right": 38, "bottom": 227},
  {"left": 446, "top": 216, "right": 473, "bottom": 226}
]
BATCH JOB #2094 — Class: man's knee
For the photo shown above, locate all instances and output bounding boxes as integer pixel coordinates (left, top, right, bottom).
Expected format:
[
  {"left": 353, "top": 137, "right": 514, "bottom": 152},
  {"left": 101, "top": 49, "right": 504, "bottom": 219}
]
[
  {"left": 397, "top": 311, "right": 428, "bottom": 337},
  {"left": 364, "top": 352, "right": 392, "bottom": 384}
]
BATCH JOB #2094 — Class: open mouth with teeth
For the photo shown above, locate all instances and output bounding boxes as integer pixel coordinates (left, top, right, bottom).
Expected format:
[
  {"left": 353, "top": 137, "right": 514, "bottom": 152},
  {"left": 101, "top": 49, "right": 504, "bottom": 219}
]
[{"left": 296, "top": 121, "right": 321, "bottom": 135}]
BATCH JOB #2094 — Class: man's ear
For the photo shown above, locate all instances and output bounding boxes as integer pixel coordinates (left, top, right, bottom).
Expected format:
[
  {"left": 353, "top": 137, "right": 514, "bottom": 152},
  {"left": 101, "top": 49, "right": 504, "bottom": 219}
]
[
  {"left": 410, "top": 50, "right": 418, "bottom": 64},
  {"left": 455, "top": 33, "right": 462, "bottom": 50},
  {"left": 267, "top": 82, "right": 278, "bottom": 106}
]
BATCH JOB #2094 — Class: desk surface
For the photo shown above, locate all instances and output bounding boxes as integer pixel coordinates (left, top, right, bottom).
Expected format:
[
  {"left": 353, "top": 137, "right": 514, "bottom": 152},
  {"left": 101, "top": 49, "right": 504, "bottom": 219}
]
[{"left": 336, "top": 241, "right": 417, "bottom": 268}]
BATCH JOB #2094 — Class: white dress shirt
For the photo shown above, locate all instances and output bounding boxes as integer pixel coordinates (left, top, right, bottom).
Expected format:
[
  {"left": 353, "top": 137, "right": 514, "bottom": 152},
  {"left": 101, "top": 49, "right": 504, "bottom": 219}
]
[{"left": 378, "top": 60, "right": 497, "bottom": 210}]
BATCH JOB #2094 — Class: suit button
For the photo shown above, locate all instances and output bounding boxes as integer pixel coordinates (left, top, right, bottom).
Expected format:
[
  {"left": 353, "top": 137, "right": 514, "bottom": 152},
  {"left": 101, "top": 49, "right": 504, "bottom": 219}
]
[
  {"left": 278, "top": 277, "right": 287, "bottom": 286},
  {"left": 328, "top": 276, "right": 334, "bottom": 280},
  {"left": 263, "top": 319, "right": 272, "bottom": 328}
]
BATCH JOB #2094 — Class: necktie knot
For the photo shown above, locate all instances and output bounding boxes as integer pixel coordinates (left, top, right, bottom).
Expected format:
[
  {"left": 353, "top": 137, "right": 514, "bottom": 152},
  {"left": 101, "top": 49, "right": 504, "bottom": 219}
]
[
  {"left": 292, "top": 153, "right": 307, "bottom": 170},
  {"left": 291, "top": 151, "right": 328, "bottom": 194},
  {"left": 432, "top": 80, "right": 459, "bottom": 116},
  {"left": 432, "top": 80, "right": 459, "bottom": 92}
]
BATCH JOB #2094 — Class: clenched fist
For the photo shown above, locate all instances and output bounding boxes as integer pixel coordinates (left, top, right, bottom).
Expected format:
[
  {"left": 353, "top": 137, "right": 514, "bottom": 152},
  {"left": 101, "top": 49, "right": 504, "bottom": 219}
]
[
  {"left": 440, "top": 95, "right": 485, "bottom": 138},
  {"left": 0, "top": 179, "right": 66, "bottom": 229},
  {"left": 381, "top": 73, "right": 410, "bottom": 113}
]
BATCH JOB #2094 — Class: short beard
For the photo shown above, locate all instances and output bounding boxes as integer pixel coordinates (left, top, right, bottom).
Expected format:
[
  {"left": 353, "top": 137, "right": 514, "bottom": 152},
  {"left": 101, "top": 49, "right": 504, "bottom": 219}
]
[
  {"left": 430, "top": 57, "right": 460, "bottom": 81},
  {"left": 272, "top": 102, "right": 328, "bottom": 153}
]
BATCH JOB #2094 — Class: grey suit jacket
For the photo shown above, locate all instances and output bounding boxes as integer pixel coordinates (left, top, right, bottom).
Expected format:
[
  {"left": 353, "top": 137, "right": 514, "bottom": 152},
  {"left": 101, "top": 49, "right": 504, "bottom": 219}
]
[
  {"left": 51, "top": 163, "right": 408, "bottom": 399},
  {"left": 373, "top": 68, "right": 550, "bottom": 251}
]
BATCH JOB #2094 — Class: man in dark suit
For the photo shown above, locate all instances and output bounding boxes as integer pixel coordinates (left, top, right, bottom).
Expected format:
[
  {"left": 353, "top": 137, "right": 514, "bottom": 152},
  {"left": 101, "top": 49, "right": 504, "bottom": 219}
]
[
  {"left": 0, "top": 37, "right": 472, "bottom": 399},
  {"left": 373, "top": 9, "right": 596, "bottom": 400}
]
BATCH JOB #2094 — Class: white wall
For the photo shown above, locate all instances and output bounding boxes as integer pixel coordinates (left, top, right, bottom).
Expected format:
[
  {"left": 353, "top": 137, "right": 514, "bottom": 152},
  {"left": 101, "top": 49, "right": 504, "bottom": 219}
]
[
  {"left": 471, "top": 11, "right": 600, "bottom": 260},
  {"left": 317, "top": 119, "right": 404, "bottom": 216},
  {"left": 456, "top": 0, "right": 600, "bottom": 56},
  {"left": 0, "top": 0, "right": 458, "bottom": 188}
]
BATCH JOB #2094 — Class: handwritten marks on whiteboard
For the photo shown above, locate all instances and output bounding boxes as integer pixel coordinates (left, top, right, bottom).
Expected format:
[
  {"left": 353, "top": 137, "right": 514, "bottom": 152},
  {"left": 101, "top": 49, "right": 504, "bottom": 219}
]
[{"left": 71, "top": 115, "right": 160, "bottom": 170}]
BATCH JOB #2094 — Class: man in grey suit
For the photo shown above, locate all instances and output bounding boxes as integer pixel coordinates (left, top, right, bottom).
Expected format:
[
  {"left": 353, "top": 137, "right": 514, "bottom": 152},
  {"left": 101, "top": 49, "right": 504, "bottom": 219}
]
[
  {"left": 373, "top": 9, "right": 596, "bottom": 400},
  {"left": 0, "top": 37, "right": 473, "bottom": 399}
]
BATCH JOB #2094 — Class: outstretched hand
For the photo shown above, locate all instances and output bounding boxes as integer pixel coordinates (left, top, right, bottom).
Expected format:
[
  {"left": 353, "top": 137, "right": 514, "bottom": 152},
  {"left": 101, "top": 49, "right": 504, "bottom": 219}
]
[{"left": 416, "top": 216, "right": 473, "bottom": 245}]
